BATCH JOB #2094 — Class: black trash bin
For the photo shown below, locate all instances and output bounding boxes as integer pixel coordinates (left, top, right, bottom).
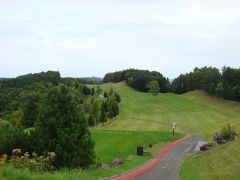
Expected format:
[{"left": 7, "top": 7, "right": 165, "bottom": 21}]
[{"left": 137, "top": 145, "right": 144, "bottom": 156}]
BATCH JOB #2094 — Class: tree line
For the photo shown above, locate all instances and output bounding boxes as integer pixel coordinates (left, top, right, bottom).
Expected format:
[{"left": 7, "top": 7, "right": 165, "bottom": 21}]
[
  {"left": 0, "top": 71, "right": 120, "bottom": 169},
  {"left": 171, "top": 66, "right": 240, "bottom": 101},
  {"left": 103, "top": 67, "right": 240, "bottom": 101},
  {"left": 103, "top": 69, "right": 170, "bottom": 93}
]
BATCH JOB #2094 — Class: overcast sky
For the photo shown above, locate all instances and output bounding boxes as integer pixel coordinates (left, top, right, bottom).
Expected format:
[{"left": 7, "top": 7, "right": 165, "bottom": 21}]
[{"left": 1, "top": 0, "right": 240, "bottom": 78}]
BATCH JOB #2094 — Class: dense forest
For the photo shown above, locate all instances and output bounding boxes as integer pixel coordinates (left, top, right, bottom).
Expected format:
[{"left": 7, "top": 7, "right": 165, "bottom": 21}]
[{"left": 0, "top": 71, "right": 120, "bottom": 170}]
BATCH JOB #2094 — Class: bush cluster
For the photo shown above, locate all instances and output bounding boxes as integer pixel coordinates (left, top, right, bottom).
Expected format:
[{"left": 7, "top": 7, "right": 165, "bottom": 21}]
[
  {"left": 0, "top": 150, "right": 56, "bottom": 172},
  {"left": 214, "top": 124, "right": 238, "bottom": 144}
]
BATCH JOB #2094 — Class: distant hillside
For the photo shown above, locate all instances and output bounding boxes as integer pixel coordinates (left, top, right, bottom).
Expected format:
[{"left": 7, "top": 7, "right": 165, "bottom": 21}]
[
  {"left": 0, "top": 71, "right": 61, "bottom": 88},
  {"left": 0, "top": 72, "right": 103, "bottom": 89},
  {"left": 0, "top": 78, "right": 11, "bottom": 81},
  {"left": 79, "top": 77, "right": 102, "bottom": 83}
]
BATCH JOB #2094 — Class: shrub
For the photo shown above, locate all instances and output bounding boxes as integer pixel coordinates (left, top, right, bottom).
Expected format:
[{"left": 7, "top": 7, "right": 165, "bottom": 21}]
[
  {"left": 9, "top": 151, "right": 56, "bottom": 172},
  {"left": 214, "top": 124, "right": 238, "bottom": 144},
  {"left": 0, "top": 154, "right": 8, "bottom": 165},
  {"left": 221, "top": 124, "right": 236, "bottom": 141},
  {"left": 0, "top": 126, "right": 27, "bottom": 155}
]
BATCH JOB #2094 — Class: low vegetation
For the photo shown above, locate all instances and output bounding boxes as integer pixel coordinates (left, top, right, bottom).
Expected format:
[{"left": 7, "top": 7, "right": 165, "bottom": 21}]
[
  {"left": 0, "top": 130, "right": 182, "bottom": 179},
  {"left": 214, "top": 124, "right": 238, "bottom": 144}
]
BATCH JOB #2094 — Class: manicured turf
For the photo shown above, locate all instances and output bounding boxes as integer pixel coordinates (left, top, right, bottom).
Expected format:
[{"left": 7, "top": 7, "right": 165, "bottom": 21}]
[
  {"left": 180, "top": 139, "right": 240, "bottom": 180},
  {"left": 96, "top": 82, "right": 240, "bottom": 137},
  {"left": 92, "top": 129, "right": 182, "bottom": 163},
  {"left": 0, "top": 130, "right": 182, "bottom": 180}
]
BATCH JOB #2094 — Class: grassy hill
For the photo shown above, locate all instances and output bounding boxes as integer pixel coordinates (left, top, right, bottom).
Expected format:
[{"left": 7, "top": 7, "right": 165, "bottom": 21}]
[
  {"left": 180, "top": 139, "right": 240, "bottom": 180},
  {"left": 96, "top": 82, "right": 240, "bottom": 137},
  {"left": 95, "top": 82, "right": 240, "bottom": 179}
]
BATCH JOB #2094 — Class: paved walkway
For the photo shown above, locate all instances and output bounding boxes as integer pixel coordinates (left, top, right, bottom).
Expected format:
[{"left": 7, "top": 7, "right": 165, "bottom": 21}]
[
  {"left": 110, "top": 134, "right": 200, "bottom": 180},
  {"left": 135, "top": 134, "right": 200, "bottom": 180}
]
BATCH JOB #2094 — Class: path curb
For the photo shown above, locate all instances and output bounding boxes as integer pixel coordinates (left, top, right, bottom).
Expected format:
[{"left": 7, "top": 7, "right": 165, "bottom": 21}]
[{"left": 109, "top": 134, "right": 192, "bottom": 180}]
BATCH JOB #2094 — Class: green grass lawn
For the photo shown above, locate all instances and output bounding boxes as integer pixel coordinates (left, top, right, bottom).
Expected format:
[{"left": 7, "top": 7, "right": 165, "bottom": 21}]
[
  {"left": 92, "top": 129, "right": 182, "bottom": 163},
  {"left": 180, "top": 139, "right": 240, "bottom": 180},
  {"left": 96, "top": 82, "right": 240, "bottom": 137},
  {"left": 0, "top": 130, "right": 182, "bottom": 180}
]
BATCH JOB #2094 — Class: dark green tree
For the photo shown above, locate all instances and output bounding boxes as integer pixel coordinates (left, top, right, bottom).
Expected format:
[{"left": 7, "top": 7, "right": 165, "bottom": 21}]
[
  {"left": 106, "top": 98, "right": 119, "bottom": 119},
  {"left": 90, "top": 99, "right": 99, "bottom": 126},
  {"left": 99, "top": 103, "right": 107, "bottom": 125},
  {"left": 88, "top": 115, "right": 95, "bottom": 126},
  {"left": 103, "top": 92, "right": 108, "bottom": 98},
  {"left": 91, "top": 87, "right": 95, "bottom": 96},
  {"left": 232, "top": 86, "right": 240, "bottom": 101},
  {"left": 82, "top": 85, "right": 91, "bottom": 95},
  {"left": 114, "top": 92, "right": 121, "bottom": 103},
  {"left": 0, "top": 125, "right": 27, "bottom": 155},
  {"left": 21, "top": 92, "right": 40, "bottom": 127},
  {"left": 96, "top": 86, "right": 102, "bottom": 96},
  {"left": 35, "top": 85, "right": 95, "bottom": 168}
]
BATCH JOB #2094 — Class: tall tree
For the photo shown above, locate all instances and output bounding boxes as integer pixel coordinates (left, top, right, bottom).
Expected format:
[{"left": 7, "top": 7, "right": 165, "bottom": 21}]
[
  {"left": 106, "top": 98, "right": 119, "bottom": 119},
  {"left": 91, "top": 99, "right": 99, "bottom": 126},
  {"left": 21, "top": 92, "right": 40, "bottom": 127},
  {"left": 35, "top": 85, "right": 95, "bottom": 168},
  {"left": 99, "top": 103, "right": 107, "bottom": 125}
]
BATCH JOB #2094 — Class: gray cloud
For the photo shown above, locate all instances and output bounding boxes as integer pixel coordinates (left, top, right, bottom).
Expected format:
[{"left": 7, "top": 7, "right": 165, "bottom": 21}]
[{"left": 0, "top": 0, "right": 240, "bottom": 78}]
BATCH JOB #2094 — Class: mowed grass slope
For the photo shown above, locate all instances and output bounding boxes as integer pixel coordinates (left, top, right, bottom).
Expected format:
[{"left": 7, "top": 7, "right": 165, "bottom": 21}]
[
  {"left": 97, "top": 82, "right": 240, "bottom": 137},
  {"left": 180, "top": 139, "right": 240, "bottom": 180},
  {"left": 97, "top": 82, "right": 240, "bottom": 179}
]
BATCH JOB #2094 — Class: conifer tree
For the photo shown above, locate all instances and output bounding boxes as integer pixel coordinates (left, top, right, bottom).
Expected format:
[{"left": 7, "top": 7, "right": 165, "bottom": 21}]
[{"left": 35, "top": 85, "right": 95, "bottom": 168}]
